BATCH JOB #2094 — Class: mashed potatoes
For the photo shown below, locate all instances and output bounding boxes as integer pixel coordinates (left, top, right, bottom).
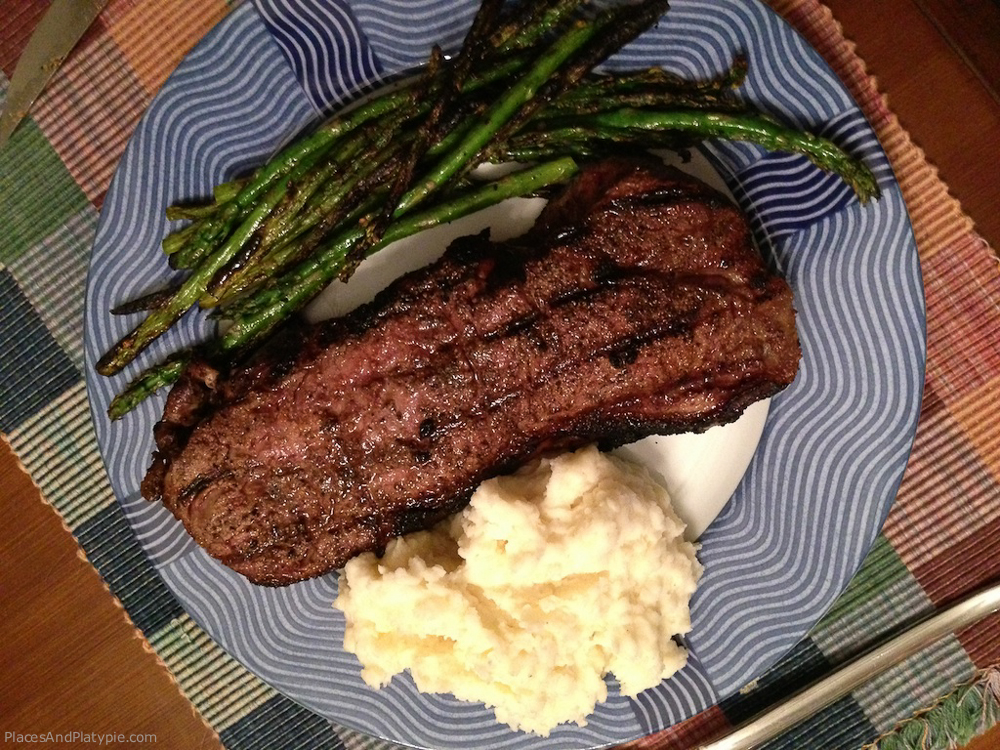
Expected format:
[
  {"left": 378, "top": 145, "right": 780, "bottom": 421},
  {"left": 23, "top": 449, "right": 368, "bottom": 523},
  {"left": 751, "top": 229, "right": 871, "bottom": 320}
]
[{"left": 334, "top": 445, "right": 702, "bottom": 736}]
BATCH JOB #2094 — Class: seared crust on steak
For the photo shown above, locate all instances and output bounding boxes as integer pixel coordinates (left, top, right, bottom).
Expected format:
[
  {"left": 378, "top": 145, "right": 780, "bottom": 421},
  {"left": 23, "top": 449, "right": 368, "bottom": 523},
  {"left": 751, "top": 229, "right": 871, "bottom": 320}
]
[{"left": 143, "top": 157, "right": 800, "bottom": 585}]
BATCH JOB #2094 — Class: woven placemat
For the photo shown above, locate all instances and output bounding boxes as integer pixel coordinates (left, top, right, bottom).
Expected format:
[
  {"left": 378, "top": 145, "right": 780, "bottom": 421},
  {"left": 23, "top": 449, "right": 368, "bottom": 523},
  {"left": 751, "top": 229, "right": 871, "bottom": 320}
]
[{"left": 1, "top": 1, "right": 998, "bottom": 748}]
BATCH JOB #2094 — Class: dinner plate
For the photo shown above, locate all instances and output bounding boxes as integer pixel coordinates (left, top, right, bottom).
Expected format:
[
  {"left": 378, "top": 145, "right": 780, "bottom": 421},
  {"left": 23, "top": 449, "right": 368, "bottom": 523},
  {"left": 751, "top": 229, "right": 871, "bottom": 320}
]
[{"left": 82, "top": 1, "right": 926, "bottom": 748}]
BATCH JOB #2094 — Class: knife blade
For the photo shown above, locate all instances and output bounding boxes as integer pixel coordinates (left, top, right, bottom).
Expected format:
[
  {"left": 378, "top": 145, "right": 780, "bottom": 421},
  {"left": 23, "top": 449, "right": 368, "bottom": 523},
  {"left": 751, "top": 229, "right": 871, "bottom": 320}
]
[
  {"left": 695, "top": 581, "right": 1000, "bottom": 750},
  {"left": 0, "top": 0, "right": 110, "bottom": 150}
]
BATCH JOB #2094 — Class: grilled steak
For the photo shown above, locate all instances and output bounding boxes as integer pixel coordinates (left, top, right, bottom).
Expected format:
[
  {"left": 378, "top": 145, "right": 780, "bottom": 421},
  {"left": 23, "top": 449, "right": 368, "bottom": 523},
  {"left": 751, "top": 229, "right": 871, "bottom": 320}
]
[{"left": 142, "top": 157, "right": 800, "bottom": 585}]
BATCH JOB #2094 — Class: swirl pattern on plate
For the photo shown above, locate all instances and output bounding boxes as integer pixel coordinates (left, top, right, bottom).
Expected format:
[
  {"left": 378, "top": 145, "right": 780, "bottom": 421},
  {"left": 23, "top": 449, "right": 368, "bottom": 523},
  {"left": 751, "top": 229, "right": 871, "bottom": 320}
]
[
  {"left": 350, "top": 0, "right": 477, "bottom": 70},
  {"left": 83, "top": 1, "right": 925, "bottom": 747},
  {"left": 255, "top": 0, "right": 383, "bottom": 115}
]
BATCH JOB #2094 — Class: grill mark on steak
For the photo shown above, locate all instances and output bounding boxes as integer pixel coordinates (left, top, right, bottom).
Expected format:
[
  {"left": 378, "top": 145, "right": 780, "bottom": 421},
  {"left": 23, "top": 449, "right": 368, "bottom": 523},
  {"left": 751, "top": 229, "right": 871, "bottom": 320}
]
[
  {"left": 143, "top": 157, "right": 801, "bottom": 585},
  {"left": 175, "top": 469, "right": 230, "bottom": 510}
]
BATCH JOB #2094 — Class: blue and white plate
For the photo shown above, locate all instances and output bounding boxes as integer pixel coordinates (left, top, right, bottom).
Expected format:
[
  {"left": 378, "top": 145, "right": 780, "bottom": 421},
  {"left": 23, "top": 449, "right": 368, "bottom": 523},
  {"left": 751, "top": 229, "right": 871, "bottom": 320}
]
[{"left": 83, "top": 1, "right": 926, "bottom": 748}]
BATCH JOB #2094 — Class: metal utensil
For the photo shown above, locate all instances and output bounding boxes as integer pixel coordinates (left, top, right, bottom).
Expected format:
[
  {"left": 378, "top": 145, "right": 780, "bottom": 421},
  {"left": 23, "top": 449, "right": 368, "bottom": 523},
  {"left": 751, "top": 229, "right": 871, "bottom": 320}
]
[
  {"left": 0, "top": 0, "right": 110, "bottom": 150},
  {"left": 696, "top": 582, "right": 1000, "bottom": 750}
]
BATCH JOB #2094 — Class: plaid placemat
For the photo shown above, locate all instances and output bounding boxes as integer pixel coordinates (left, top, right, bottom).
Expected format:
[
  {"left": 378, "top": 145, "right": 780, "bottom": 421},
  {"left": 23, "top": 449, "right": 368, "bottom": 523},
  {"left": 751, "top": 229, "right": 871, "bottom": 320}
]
[{"left": 2, "top": 1, "right": 998, "bottom": 749}]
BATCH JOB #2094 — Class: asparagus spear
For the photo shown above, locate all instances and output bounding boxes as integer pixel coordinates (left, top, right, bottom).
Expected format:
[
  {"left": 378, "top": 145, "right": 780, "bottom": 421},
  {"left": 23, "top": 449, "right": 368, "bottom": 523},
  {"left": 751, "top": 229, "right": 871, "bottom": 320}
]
[
  {"left": 493, "top": 0, "right": 586, "bottom": 53},
  {"left": 161, "top": 218, "right": 203, "bottom": 257},
  {"left": 514, "top": 107, "right": 880, "bottom": 202},
  {"left": 539, "top": 58, "right": 750, "bottom": 116},
  {"left": 107, "top": 352, "right": 192, "bottom": 420},
  {"left": 557, "top": 56, "right": 749, "bottom": 104},
  {"left": 164, "top": 203, "right": 218, "bottom": 222},
  {"left": 452, "top": 0, "right": 507, "bottom": 80},
  {"left": 213, "top": 176, "right": 249, "bottom": 204}
]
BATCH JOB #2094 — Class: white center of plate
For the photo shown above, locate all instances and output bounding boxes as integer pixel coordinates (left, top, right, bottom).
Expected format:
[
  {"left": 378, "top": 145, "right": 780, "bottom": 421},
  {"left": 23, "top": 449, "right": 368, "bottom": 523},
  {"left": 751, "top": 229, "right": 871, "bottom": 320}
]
[{"left": 304, "top": 152, "right": 766, "bottom": 540}]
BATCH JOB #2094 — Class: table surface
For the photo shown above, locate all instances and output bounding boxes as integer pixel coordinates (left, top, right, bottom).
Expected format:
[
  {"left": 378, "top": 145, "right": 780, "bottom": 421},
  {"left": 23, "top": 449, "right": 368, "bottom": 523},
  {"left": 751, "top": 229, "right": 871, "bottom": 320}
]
[{"left": 2, "top": 1, "right": 999, "bottom": 748}]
